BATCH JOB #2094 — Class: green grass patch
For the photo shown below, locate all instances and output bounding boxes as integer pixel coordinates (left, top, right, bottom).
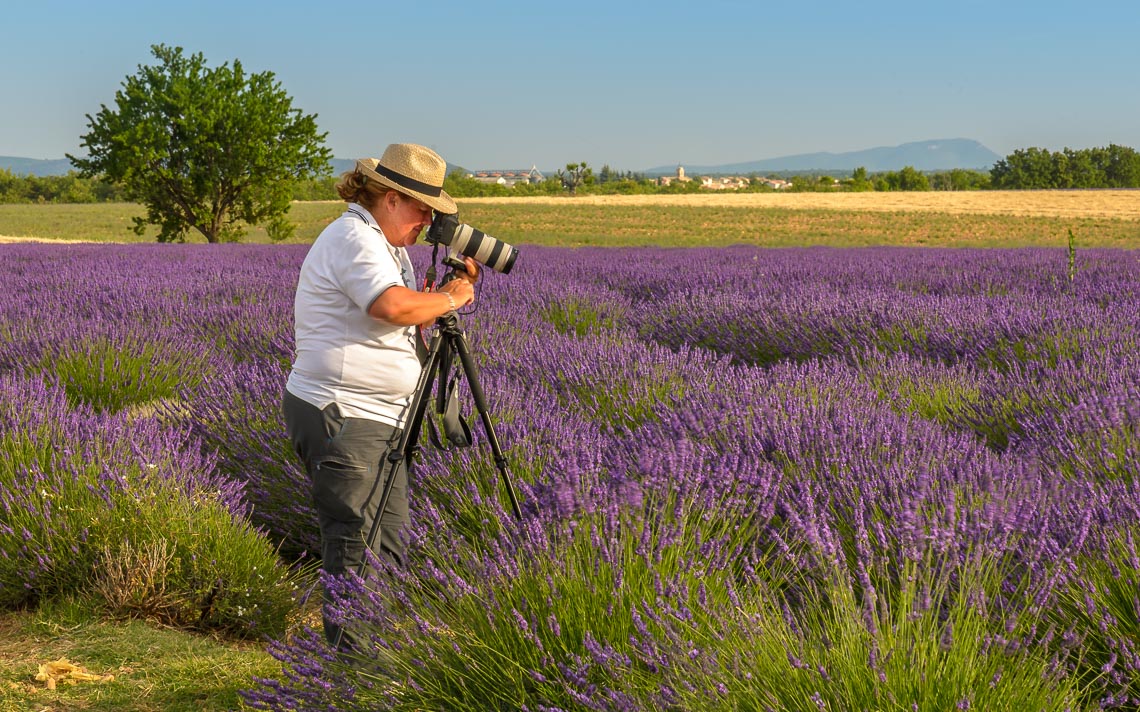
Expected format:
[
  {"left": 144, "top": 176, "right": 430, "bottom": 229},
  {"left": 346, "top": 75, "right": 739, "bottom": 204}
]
[
  {"left": 541, "top": 296, "right": 618, "bottom": 337},
  {"left": 0, "top": 202, "right": 342, "bottom": 244},
  {"left": 684, "top": 559, "right": 1084, "bottom": 711},
  {"left": 45, "top": 335, "right": 202, "bottom": 414},
  {"left": 978, "top": 331, "right": 1085, "bottom": 373},
  {"left": 340, "top": 484, "right": 786, "bottom": 711},
  {"left": 1053, "top": 527, "right": 1140, "bottom": 703},
  {"left": 867, "top": 371, "right": 984, "bottom": 426},
  {"left": 0, "top": 602, "right": 280, "bottom": 711}
]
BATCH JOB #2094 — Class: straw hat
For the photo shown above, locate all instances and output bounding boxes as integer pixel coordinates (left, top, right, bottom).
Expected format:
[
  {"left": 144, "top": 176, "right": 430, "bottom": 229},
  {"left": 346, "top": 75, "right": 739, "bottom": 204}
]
[{"left": 356, "top": 143, "right": 457, "bottom": 214}]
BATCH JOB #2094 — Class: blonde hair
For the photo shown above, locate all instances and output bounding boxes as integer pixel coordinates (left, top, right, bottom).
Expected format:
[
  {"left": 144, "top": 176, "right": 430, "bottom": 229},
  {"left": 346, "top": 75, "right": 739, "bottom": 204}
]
[{"left": 335, "top": 169, "right": 393, "bottom": 207}]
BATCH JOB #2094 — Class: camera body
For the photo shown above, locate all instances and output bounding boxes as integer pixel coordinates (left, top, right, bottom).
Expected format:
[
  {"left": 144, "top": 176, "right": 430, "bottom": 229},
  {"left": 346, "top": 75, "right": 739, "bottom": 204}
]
[{"left": 426, "top": 212, "right": 518, "bottom": 275}]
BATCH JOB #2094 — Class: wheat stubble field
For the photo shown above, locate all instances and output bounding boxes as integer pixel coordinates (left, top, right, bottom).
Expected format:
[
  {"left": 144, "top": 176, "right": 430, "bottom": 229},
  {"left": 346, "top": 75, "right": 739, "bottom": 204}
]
[
  {"left": 0, "top": 189, "right": 1138, "bottom": 247},
  {"left": 463, "top": 189, "right": 1140, "bottom": 218},
  {"left": 455, "top": 190, "right": 1140, "bottom": 248}
]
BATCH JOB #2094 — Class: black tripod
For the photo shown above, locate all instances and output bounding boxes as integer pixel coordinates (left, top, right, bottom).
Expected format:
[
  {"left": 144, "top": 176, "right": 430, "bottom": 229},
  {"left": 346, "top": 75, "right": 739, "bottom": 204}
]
[
  {"left": 361, "top": 267, "right": 521, "bottom": 546},
  {"left": 331, "top": 267, "right": 523, "bottom": 651},
  {"left": 395, "top": 308, "right": 523, "bottom": 519}
]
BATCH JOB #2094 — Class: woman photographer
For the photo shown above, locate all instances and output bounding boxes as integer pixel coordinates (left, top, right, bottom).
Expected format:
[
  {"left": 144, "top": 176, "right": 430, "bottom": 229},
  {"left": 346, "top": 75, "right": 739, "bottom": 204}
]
[{"left": 282, "top": 143, "right": 478, "bottom": 650}]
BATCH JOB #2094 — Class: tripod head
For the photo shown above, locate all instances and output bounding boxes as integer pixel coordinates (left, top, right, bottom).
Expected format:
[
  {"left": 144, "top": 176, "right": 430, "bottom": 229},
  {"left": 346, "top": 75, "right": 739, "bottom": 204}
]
[
  {"left": 440, "top": 253, "right": 468, "bottom": 276},
  {"left": 438, "top": 250, "right": 483, "bottom": 297}
]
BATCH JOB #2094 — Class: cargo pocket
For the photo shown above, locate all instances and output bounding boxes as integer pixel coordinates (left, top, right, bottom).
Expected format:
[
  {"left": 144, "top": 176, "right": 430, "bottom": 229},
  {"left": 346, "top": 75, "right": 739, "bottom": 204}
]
[{"left": 311, "top": 417, "right": 374, "bottom": 525}]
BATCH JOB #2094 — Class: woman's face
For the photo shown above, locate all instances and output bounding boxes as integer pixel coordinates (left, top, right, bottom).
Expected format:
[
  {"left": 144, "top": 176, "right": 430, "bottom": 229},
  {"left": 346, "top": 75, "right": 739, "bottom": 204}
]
[{"left": 382, "top": 192, "right": 434, "bottom": 246}]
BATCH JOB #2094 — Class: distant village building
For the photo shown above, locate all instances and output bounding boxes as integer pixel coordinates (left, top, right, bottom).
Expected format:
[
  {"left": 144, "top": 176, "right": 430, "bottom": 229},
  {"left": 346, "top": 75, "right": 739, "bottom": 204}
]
[
  {"left": 699, "top": 175, "right": 750, "bottom": 190},
  {"left": 656, "top": 165, "right": 693, "bottom": 186},
  {"left": 657, "top": 165, "right": 789, "bottom": 190},
  {"left": 468, "top": 166, "right": 545, "bottom": 187}
]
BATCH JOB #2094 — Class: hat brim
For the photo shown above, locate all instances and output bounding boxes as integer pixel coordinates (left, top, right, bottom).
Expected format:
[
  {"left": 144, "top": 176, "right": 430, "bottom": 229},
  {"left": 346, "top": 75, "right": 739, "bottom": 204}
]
[{"left": 357, "top": 160, "right": 457, "bottom": 214}]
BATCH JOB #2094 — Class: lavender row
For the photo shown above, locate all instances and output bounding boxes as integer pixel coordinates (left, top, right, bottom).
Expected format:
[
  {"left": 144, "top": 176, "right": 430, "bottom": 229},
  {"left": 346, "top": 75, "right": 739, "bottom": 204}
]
[
  {"left": 270, "top": 246, "right": 1138, "bottom": 708},
  {"left": 0, "top": 244, "right": 305, "bottom": 634},
  {"left": 254, "top": 339, "right": 1136, "bottom": 709},
  {"left": 2, "top": 242, "right": 1138, "bottom": 708}
]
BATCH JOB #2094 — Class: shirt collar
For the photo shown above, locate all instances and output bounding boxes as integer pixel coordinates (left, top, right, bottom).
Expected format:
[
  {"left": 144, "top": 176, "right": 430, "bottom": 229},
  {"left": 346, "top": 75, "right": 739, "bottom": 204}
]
[{"left": 346, "top": 203, "right": 380, "bottom": 231}]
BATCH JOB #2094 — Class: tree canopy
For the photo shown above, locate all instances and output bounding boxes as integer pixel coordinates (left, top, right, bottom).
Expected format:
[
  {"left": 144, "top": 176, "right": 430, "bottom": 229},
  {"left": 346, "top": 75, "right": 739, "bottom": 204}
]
[
  {"left": 556, "top": 162, "right": 594, "bottom": 195},
  {"left": 69, "top": 44, "right": 331, "bottom": 243},
  {"left": 990, "top": 145, "right": 1140, "bottom": 189}
]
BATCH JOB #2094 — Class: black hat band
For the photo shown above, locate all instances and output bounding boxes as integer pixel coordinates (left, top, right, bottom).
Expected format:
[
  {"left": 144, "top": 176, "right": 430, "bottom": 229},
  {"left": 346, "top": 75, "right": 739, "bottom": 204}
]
[{"left": 373, "top": 163, "right": 443, "bottom": 197}]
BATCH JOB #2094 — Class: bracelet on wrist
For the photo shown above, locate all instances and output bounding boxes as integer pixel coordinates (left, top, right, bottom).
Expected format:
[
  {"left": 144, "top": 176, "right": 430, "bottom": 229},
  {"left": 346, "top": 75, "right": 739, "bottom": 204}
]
[{"left": 444, "top": 292, "right": 456, "bottom": 311}]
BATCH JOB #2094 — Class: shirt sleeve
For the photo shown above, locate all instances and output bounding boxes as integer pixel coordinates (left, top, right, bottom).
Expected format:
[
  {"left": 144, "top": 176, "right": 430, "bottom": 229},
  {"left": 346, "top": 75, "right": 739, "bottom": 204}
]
[{"left": 332, "top": 224, "right": 403, "bottom": 313}]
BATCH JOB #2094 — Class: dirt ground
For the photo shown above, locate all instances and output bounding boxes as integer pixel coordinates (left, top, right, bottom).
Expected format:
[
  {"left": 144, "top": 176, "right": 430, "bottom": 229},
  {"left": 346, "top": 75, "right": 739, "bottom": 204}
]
[{"left": 461, "top": 190, "right": 1140, "bottom": 219}]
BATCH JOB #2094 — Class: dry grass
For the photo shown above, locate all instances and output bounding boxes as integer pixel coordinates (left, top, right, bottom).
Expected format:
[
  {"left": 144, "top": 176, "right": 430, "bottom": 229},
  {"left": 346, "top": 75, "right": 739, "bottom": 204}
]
[
  {"left": 2, "top": 191, "right": 1138, "bottom": 247},
  {"left": 454, "top": 199, "right": 1140, "bottom": 249},
  {"left": 461, "top": 190, "right": 1140, "bottom": 219},
  {"left": 0, "top": 235, "right": 101, "bottom": 243},
  {"left": 0, "top": 603, "right": 278, "bottom": 711}
]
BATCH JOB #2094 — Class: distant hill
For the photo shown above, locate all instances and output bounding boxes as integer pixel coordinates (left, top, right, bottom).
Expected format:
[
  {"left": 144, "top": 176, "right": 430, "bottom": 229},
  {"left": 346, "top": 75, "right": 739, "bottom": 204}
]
[
  {"left": 0, "top": 156, "right": 75, "bottom": 176},
  {"left": 6, "top": 141, "right": 998, "bottom": 179},
  {"left": 329, "top": 158, "right": 356, "bottom": 175},
  {"left": 645, "top": 139, "right": 1002, "bottom": 176}
]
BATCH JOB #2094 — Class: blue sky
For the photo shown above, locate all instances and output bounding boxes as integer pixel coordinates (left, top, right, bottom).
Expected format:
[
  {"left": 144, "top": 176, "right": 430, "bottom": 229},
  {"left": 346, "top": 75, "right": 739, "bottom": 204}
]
[{"left": 3, "top": 0, "right": 1138, "bottom": 172}]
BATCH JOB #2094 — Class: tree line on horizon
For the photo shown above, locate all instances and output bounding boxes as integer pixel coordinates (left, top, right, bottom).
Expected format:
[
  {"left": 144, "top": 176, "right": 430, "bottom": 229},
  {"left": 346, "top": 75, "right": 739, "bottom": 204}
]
[{"left": 5, "top": 144, "right": 1139, "bottom": 209}]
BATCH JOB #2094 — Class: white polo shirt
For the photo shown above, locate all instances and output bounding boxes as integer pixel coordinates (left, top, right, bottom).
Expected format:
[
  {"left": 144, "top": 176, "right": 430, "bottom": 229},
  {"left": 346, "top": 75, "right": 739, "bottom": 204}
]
[{"left": 286, "top": 203, "right": 420, "bottom": 427}]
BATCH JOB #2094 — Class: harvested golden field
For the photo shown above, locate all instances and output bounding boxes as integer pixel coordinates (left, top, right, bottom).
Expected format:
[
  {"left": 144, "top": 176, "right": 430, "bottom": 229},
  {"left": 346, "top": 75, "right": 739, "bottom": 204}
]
[
  {"left": 461, "top": 190, "right": 1140, "bottom": 220},
  {"left": 454, "top": 193, "right": 1140, "bottom": 248},
  {"left": 2, "top": 191, "right": 1138, "bottom": 247}
]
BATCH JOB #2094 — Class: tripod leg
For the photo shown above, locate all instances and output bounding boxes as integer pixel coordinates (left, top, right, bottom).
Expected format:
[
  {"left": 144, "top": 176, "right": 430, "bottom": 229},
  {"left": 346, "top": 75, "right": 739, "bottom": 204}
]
[{"left": 448, "top": 330, "right": 524, "bottom": 521}]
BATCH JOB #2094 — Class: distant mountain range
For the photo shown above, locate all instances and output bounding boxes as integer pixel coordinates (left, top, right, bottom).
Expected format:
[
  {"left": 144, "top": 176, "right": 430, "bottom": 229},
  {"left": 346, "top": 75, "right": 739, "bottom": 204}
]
[
  {"left": 644, "top": 139, "right": 1002, "bottom": 176},
  {"left": 0, "top": 156, "right": 75, "bottom": 176},
  {"left": 2, "top": 139, "right": 1001, "bottom": 178}
]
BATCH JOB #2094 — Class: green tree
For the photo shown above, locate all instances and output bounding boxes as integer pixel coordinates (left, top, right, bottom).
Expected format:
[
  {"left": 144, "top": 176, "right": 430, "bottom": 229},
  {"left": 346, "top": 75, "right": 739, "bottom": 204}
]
[
  {"left": 953, "top": 169, "right": 990, "bottom": 191},
  {"left": 556, "top": 162, "right": 594, "bottom": 195},
  {"left": 897, "top": 166, "right": 931, "bottom": 191},
  {"left": 0, "top": 169, "right": 28, "bottom": 202},
  {"left": 991, "top": 147, "right": 1060, "bottom": 189},
  {"left": 1102, "top": 144, "right": 1140, "bottom": 187},
  {"left": 846, "top": 166, "right": 873, "bottom": 192},
  {"left": 878, "top": 166, "right": 931, "bottom": 191},
  {"left": 789, "top": 174, "right": 816, "bottom": 191},
  {"left": 69, "top": 44, "right": 331, "bottom": 243},
  {"left": 929, "top": 169, "right": 991, "bottom": 191}
]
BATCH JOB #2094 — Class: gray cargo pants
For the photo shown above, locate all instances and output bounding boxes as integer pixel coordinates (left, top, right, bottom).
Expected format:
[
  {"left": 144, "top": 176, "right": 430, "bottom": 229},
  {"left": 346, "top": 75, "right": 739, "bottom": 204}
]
[{"left": 282, "top": 388, "right": 409, "bottom": 650}]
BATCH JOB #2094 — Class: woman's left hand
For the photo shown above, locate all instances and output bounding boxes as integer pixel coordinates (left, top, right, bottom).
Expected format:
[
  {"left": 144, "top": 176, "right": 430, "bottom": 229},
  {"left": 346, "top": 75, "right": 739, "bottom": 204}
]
[{"left": 458, "top": 256, "right": 480, "bottom": 285}]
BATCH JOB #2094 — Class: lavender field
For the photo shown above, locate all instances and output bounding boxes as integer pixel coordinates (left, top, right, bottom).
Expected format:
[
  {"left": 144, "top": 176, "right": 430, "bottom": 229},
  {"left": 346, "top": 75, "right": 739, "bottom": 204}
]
[{"left": 2, "top": 242, "right": 1139, "bottom": 710}]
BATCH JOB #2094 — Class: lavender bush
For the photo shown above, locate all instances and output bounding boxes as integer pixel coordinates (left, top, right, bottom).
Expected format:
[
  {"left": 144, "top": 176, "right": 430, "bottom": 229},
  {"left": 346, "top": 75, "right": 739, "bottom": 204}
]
[
  {"left": 0, "top": 245, "right": 305, "bottom": 636},
  {"left": 2, "top": 242, "right": 1138, "bottom": 707},
  {"left": 0, "top": 372, "right": 302, "bottom": 635}
]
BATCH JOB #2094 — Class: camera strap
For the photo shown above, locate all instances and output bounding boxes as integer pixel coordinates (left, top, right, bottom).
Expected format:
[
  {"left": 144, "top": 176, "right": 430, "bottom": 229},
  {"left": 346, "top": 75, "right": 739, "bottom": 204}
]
[{"left": 418, "top": 238, "right": 472, "bottom": 449}]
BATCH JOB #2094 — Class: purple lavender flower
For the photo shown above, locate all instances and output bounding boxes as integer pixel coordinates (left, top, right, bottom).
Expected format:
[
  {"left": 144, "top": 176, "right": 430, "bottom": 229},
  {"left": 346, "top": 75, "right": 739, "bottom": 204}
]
[{"left": 5, "top": 243, "right": 1138, "bottom": 709}]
